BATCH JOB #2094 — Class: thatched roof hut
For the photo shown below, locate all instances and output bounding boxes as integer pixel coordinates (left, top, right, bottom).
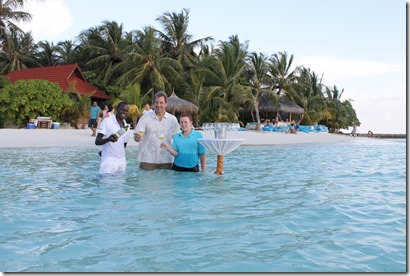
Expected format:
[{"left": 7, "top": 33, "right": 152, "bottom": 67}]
[
  {"left": 258, "top": 97, "right": 304, "bottom": 114},
  {"left": 166, "top": 92, "right": 199, "bottom": 115}
]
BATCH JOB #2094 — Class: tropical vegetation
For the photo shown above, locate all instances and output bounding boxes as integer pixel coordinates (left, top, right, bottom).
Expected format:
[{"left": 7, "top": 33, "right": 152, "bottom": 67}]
[{"left": 0, "top": 1, "right": 360, "bottom": 131}]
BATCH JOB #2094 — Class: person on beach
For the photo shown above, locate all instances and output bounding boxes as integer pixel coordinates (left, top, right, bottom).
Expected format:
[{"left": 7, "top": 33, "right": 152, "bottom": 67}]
[
  {"left": 367, "top": 130, "right": 373, "bottom": 138},
  {"left": 351, "top": 124, "right": 357, "bottom": 137},
  {"left": 103, "top": 105, "right": 114, "bottom": 119},
  {"left": 96, "top": 107, "right": 104, "bottom": 129},
  {"left": 102, "top": 105, "right": 109, "bottom": 117},
  {"left": 161, "top": 113, "right": 206, "bottom": 172},
  {"left": 88, "top": 101, "right": 101, "bottom": 137},
  {"left": 95, "top": 102, "right": 130, "bottom": 174},
  {"left": 142, "top": 103, "right": 154, "bottom": 115},
  {"left": 288, "top": 120, "right": 297, "bottom": 134},
  {"left": 134, "top": 91, "right": 180, "bottom": 170}
]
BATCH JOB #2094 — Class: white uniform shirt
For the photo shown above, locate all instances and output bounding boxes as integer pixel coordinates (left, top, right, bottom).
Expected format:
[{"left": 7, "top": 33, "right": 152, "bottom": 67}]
[
  {"left": 98, "top": 115, "right": 129, "bottom": 159},
  {"left": 134, "top": 111, "right": 180, "bottom": 164}
]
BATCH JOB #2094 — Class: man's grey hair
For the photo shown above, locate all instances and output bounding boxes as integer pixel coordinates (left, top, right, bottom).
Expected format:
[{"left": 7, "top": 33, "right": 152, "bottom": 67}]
[{"left": 154, "top": 91, "right": 168, "bottom": 103}]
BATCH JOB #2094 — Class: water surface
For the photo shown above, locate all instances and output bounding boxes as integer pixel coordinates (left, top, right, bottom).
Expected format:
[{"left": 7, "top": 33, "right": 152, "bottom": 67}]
[{"left": 0, "top": 138, "right": 406, "bottom": 272}]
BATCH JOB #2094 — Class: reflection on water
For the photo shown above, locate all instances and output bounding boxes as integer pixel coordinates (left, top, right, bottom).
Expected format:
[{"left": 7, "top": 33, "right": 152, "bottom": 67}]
[{"left": 0, "top": 139, "right": 406, "bottom": 272}]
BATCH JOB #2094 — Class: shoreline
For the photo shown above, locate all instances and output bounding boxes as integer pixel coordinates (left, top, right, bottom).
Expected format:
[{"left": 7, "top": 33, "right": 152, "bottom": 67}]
[
  {"left": 0, "top": 128, "right": 400, "bottom": 148},
  {"left": 340, "top": 133, "right": 406, "bottom": 139}
]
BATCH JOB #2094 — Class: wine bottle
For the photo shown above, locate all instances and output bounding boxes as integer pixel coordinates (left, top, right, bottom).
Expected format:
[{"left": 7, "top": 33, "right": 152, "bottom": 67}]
[{"left": 112, "top": 125, "right": 129, "bottom": 139}]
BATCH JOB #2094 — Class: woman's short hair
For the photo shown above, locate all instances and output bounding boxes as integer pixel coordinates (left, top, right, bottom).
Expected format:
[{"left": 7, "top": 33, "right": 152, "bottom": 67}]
[{"left": 179, "top": 113, "right": 192, "bottom": 122}]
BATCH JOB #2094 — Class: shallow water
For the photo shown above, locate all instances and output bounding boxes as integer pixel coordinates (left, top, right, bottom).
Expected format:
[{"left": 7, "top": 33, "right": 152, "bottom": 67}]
[{"left": 0, "top": 138, "right": 406, "bottom": 272}]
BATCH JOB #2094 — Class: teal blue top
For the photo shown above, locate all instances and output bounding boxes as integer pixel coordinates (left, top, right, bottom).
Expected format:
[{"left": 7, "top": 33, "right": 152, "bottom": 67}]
[
  {"left": 90, "top": 106, "right": 101, "bottom": 119},
  {"left": 172, "top": 129, "right": 206, "bottom": 168}
]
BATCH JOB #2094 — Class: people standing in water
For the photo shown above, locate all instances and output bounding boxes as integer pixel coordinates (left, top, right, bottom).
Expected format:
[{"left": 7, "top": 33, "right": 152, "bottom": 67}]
[
  {"left": 95, "top": 102, "right": 130, "bottom": 174},
  {"left": 161, "top": 113, "right": 206, "bottom": 172},
  {"left": 88, "top": 101, "right": 101, "bottom": 137},
  {"left": 134, "top": 91, "right": 180, "bottom": 170}
]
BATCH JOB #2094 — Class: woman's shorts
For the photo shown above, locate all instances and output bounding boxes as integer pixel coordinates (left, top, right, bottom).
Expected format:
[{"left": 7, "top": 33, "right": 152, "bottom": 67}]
[{"left": 171, "top": 163, "right": 199, "bottom": 172}]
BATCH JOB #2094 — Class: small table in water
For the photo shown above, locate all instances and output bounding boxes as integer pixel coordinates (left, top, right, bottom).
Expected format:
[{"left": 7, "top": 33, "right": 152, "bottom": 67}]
[{"left": 198, "top": 138, "right": 244, "bottom": 174}]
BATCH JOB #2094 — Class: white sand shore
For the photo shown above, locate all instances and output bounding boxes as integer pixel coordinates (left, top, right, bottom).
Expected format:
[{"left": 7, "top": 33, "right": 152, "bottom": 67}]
[{"left": 0, "top": 128, "right": 355, "bottom": 148}]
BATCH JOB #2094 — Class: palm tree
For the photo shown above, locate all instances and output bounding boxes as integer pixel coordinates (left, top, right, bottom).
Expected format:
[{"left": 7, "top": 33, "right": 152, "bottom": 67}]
[
  {"left": 285, "top": 67, "right": 327, "bottom": 125},
  {"left": 36, "top": 40, "right": 59, "bottom": 66},
  {"left": 73, "top": 90, "right": 94, "bottom": 129},
  {"left": 243, "top": 51, "right": 278, "bottom": 130},
  {"left": 116, "top": 26, "right": 182, "bottom": 102},
  {"left": 113, "top": 83, "right": 149, "bottom": 127},
  {"left": 202, "top": 35, "right": 248, "bottom": 122},
  {"left": 0, "top": 28, "right": 39, "bottom": 74},
  {"left": 155, "top": 8, "right": 212, "bottom": 69},
  {"left": 62, "top": 81, "right": 94, "bottom": 129},
  {"left": 325, "top": 84, "right": 344, "bottom": 101},
  {"left": 268, "top": 51, "right": 299, "bottom": 95},
  {"left": 80, "top": 21, "right": 134, "bottom": 85},
  {"left": 56, "top": 40, "right": 79, "bottom": 65},
  {"left": 0, "top": 0, "right": 32, "bottom": 53},
  {"left": 323, "top": 84, "right": 360, "bottom": 132},
  {"left": 155, "top": 9, "right": 213, "bottom": 102}
]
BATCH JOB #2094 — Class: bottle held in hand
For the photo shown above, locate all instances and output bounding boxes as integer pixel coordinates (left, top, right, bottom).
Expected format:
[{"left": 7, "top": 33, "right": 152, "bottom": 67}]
[{"left": 111, "top": 125, "right": 129, "bottom": 139}]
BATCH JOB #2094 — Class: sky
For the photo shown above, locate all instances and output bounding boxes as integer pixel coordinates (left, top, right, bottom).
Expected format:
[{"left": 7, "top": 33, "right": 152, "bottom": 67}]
[{"left": 19, "top": 0, "right": 407, "bottom": 134}]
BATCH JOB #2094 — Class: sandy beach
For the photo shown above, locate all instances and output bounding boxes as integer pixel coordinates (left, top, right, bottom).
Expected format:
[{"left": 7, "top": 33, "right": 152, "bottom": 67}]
[{"left": 0, "top": 128, "right": 355, "bottom": 148}]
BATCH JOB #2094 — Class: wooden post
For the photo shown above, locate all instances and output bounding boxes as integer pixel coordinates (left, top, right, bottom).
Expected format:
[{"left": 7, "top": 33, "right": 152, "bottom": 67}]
[{"left": 214, "top": 155, "right": 224, "bottom": 175}]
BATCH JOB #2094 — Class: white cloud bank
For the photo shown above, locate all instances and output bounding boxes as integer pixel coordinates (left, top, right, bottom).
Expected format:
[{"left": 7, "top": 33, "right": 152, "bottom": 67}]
[
  {"left": 19, "top": 0, "right": 73, "bottom": 42},
  {"left": 295, "top": 56, "right": 406, "bottom": 134},
  {"left": 297, "top": 56, "right": 405, "bottom": 84}
]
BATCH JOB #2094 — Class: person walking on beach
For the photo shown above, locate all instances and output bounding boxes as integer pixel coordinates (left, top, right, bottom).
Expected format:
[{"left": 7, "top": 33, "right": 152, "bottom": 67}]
[
  {"left": 161, "top": 113, "right": 206, "bottom": 172},
  {"left": 134, "top": 91, "right": 180, "bottom": 170},
  {"left": 95, "top": 102, "right": 130, "bottom": 174},
  {"left": 88, "top": 101, "right": 101, "bottom": 137}
]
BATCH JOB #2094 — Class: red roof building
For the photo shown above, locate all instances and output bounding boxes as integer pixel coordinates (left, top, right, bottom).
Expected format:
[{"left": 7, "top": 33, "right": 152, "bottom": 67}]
[{"left": 5, "top": 64, "right": 110, "bottom": 100}]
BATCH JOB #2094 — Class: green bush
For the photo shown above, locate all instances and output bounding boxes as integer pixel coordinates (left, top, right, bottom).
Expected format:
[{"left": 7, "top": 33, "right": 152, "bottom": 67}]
[{"left": 0, "top": 79, "right": 75, "bottom": 128}]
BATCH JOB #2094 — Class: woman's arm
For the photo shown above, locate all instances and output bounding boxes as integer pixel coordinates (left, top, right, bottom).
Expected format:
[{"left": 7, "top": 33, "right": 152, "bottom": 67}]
[
  {"left": 161, "top": 142, "right": 178, "bottom": 156},
  {"left": 200, "top": 154, "right": 206, "bottom": 172}
]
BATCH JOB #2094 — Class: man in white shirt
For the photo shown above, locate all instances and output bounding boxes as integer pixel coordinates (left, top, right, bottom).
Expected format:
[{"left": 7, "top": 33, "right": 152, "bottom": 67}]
[
  {"left": 134, "top": 91, "right": 180, "bottom": 170},
  {"left": 95, "top": 102, "right": 130, "bottom": 174}
]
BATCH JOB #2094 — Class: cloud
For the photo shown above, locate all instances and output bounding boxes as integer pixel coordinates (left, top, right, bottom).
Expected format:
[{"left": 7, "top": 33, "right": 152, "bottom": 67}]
[
  {"left": 296, "top": 56, "right": 405, "bottom": 84},
  {"left": 19, "top": 0, "right": 73, "bottom": 42}
]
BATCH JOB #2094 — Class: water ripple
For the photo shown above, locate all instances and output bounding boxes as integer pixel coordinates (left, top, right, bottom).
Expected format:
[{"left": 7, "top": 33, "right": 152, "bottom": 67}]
[{"left": 0, "top": 140, "right": 406, "bottom": 272}]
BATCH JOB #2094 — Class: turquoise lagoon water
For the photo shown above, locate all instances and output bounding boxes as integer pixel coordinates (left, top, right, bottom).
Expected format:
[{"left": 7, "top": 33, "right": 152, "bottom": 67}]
[{"left": 0, "top": 138, "right": 406, "bottom": 272}]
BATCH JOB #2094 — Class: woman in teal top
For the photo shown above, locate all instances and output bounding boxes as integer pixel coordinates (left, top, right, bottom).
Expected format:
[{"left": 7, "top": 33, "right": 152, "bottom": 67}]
[{"left": 161, "top": 113, "right": 206, "bottom": 172}]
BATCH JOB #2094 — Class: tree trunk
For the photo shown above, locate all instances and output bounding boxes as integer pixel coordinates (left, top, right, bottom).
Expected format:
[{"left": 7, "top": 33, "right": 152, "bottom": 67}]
[{"left": 254, "top": 101, "right": 261, "bottom": 131}]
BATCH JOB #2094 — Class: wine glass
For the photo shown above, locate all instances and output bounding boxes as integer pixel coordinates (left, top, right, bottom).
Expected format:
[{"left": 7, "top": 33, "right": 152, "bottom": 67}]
[
  {"left": 213, "top": 123, "right": 221, "bottom": 139},
  {"left": 158, "top": 130, "right": 165, "bottom": 152},
  {"left": 233, "top": 123, "right": 240, "bottom": 135},
  {"left": 205, "top": 123, "right": 212, "bottom": 136}
]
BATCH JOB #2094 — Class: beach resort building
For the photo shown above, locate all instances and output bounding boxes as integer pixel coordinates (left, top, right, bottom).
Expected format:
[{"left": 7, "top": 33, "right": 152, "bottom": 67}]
[{"left": 5, "top": 64, "right": 110, "bottom": 101}]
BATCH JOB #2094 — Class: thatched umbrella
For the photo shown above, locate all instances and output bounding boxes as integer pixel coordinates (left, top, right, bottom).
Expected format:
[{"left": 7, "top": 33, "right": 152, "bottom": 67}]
[
  {"left": 258, "top": 97, "right": 304, "bottom": 121},
  {"left": 166, "top": 92, "right": 199, "bottom": 114},
  {"left": 166, "top": 92, "right": 200, "bottom": 127}
]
